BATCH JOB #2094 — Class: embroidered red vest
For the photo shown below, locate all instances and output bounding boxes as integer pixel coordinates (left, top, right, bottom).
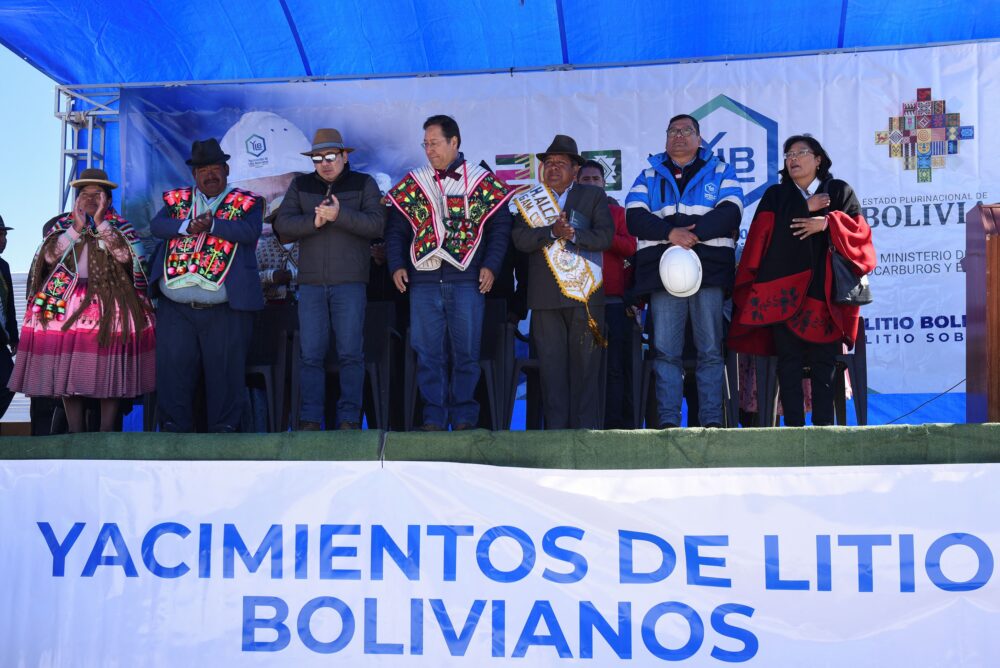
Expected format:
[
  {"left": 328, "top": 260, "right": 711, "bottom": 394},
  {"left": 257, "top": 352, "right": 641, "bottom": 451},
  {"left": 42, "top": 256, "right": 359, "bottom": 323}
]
[
  {"left": 161, "top": 187, "right": 258, "bottom": 289},
  {"left": 388, "top": 167, "right": 512, "bottom": 271}
]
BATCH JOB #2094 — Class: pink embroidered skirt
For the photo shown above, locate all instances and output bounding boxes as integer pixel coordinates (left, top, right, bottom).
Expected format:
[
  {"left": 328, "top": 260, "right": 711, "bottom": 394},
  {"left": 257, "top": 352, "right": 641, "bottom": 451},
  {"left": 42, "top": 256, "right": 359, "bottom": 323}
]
[{"left": 8, "top": 280, "right": 156, "bottom": 398}]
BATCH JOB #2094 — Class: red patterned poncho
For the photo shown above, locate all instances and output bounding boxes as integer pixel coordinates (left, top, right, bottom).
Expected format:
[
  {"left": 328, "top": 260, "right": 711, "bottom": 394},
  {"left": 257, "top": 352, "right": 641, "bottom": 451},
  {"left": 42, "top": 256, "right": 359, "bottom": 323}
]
[{"left": 728, "top": 178, "right": 876, "bottom": 355}]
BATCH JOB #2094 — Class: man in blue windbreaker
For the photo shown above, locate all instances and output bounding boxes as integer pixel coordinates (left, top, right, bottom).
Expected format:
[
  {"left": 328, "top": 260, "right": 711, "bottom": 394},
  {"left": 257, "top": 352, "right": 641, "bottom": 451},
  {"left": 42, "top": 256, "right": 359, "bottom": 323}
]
[{"left": 625, "top": 114, "right": 744, "bottom": 428}]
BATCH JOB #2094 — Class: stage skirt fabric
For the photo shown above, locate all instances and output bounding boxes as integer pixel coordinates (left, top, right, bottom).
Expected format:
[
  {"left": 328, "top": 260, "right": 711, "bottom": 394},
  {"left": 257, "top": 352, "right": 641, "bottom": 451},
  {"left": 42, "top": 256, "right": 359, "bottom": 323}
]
[{"left": 8, "top": 279, "right": 156, "bottom": 398}]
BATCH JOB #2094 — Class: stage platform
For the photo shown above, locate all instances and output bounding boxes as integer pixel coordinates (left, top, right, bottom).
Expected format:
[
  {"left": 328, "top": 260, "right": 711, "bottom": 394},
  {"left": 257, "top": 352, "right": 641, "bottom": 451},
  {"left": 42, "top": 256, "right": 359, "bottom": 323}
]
[{"left": 2, "top": 423, "right": 998, "bottom": 469}]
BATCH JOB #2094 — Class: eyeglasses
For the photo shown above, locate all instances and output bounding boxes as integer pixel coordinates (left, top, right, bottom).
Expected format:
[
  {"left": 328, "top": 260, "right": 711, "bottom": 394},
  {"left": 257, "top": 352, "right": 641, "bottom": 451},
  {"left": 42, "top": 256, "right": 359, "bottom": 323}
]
[
  {"left": 667, "top": 127, "right": 697, "bottom": 138},
  {"left": 421, "top": 140, "right": 447, "bottom": 150},
  {"left": 311, "top": 153, "right": 342, "bottom": 163},
  {"left": 784, "top": 149, "right": 814, "bottom": 160}
]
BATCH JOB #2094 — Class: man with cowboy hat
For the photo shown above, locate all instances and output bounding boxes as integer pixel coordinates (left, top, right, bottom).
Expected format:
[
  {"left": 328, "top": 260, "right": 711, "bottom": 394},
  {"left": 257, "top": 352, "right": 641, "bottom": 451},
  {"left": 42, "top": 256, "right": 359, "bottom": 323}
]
[
  {"left": 274, "top": 128, "right": 385, "bottom": 430},
  {"left": 149, "top": 138, "right": 265, "bottom": 432},
  {"left": 0, "top": 214, "right": 16, "bottom": 421},
  {"left": 511, "top": 134, "right": 613, "bottom": 429},
  {"left": 385, "top": 114, "right": 514, "bottom": 431}
]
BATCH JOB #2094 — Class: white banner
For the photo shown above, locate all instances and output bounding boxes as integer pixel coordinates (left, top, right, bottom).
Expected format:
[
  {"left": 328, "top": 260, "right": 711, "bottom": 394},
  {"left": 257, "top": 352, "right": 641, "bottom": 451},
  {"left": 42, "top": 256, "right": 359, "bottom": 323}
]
[
  {"left": 124, "top": 42, "right": 997, "bottom": 408},
  {"left": 1, "top": 459, "right": 997, "bottom": 666}
]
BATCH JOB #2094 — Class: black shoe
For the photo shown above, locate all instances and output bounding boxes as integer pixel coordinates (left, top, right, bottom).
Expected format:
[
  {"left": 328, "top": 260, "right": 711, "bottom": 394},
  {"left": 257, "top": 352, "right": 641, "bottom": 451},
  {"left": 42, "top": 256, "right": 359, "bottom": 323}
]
[
  {"left": 337, "top": 421, "right": 361, "bottom": 430},
  {"left": 299, "top": 421, "right": 321, "bottom": 431},
  {"left": 417, "top": 423, "right": 443, "bottom": 432},
  {"left": 658, "top": 422, "right": 679, "bottom": 429},
  {"left": 703, "top": 422, "right": 723, "bottom": 429}
]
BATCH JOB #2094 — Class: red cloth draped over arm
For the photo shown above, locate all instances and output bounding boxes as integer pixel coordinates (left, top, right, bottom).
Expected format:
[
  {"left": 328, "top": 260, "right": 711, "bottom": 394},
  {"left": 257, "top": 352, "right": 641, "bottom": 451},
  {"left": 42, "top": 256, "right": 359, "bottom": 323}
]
[
  {"left": 824, "top": 210, "right": 876, "bottom": 348},
  {"left": 728, "top": 210, "right": 778, "bottom": 355},
  {"left": 827, "top": 210, "right": 876, "bottom": 275}
]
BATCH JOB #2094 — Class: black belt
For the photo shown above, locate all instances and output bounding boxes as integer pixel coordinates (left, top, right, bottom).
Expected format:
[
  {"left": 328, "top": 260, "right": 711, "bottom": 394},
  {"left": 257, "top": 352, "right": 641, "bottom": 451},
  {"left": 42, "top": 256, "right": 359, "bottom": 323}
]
[{"left": 187, "top": 302, "right": 221, "bottom": 310}]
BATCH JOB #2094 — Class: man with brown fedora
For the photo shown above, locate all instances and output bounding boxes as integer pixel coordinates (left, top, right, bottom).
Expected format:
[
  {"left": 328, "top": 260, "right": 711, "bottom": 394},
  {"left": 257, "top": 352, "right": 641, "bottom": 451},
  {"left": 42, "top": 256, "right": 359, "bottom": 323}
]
[
  {"left": 149, "top": 138, "right": 265, "bottom": 432},
  {"left": 511, "top": 134, "right": 613, "bottom": 429},
  {"left": 274, "top": 128, "right": 385, "bottom": 430}
]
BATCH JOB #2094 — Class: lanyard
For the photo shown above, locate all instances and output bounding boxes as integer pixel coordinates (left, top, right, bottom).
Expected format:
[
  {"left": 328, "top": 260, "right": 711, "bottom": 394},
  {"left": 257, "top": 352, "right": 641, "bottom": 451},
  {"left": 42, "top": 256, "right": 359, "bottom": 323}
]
[{"left": 192, "top": 189, "right": 227, "bottom": 221}]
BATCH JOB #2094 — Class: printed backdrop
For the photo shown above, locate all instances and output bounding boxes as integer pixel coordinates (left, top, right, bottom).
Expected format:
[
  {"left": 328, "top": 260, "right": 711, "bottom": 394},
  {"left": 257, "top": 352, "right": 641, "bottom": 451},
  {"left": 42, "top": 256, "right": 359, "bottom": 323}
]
[
  {"left": 121, "top": 42, "right": 997, "bottom": 418},
  {"left": 2, "top": 459, "right": 997, "bottom": 665}
]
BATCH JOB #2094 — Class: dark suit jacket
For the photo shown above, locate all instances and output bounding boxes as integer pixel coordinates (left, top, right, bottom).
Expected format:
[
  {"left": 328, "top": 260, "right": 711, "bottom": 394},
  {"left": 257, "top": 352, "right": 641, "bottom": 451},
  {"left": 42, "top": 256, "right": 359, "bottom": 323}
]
[
  {"left": 0, "top": 257, "right": 17, "bottom": 348},
  {"left": 511, "top": 183, "right": 614, "bottom": 310},
  {"left": 149, "top": 189, "right": 265, "bottom": 312}
]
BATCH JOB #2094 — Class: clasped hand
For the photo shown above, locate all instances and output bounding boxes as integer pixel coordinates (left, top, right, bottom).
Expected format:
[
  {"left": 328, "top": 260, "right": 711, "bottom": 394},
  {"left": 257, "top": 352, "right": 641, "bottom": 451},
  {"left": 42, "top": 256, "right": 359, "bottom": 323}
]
[
  {"left": 552, "top": 212, "right": 574, "bottom": 241},
  {"left": 668, "top": 224, "right": 699, "bottom": 249},
  {"left": 72, "top": 191, "right": 110, "bottom": 232},
  {"left": 188, "top": 212, "right": 213, "bottom": 235},
  {"left": 314, "top": 194, "right": 340, "bottom": 228}
]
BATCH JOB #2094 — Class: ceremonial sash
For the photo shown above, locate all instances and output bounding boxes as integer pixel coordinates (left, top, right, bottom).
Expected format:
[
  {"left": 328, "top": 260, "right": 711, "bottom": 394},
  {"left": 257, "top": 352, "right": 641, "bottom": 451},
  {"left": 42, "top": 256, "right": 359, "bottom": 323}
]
[
  {"left": 28, "top": 209, "right": 149, "bottom": 324},
  {"left": 161, "top": 187, "right": 258, "bottom": 290},
  {"left": 388, "top": 163, "right": 513, "bottom": 272},
  {"left": 513, "top": 184, "right": 607, "bottom": 346},
  {"left": 46, "top": 211, "right": 148, "bottom": 291}
]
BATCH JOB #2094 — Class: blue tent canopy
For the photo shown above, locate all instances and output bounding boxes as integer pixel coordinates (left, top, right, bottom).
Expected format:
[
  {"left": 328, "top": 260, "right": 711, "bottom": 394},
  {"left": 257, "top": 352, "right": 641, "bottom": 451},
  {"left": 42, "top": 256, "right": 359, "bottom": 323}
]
[{"left": 2, "top": 0, "right": 999, "bottom": 85}]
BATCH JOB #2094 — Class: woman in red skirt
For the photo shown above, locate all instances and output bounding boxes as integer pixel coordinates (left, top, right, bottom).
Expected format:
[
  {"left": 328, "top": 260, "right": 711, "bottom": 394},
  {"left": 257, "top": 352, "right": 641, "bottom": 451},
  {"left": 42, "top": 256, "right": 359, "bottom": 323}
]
[{"left": 9, "top": 169, "right": 155, "bottom": 432}]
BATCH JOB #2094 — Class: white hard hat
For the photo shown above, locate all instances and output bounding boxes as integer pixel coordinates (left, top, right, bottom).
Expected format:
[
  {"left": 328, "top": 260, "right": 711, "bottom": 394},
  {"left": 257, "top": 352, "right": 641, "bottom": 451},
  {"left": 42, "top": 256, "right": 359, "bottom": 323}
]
[
  {"left": 659, "top": 245, "right": 702, "bottom": 297},
  {"left": 221, "top": 111, "right": 313, "bottom": 183}
]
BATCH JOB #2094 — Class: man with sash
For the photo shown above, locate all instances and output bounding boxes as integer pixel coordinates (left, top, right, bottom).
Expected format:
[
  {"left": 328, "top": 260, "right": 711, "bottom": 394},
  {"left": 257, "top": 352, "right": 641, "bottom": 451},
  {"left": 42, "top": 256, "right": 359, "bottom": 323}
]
[
  {"left": 386, "top": 114, "right": 513, "bottom": 431},
  {"left": 511, "top": 135, "right": 614, "bottom": 429},
  {"left": 149, "top": 138, "right": 264, "bottom": 432},
  {"left": 625, "top": 114, "right": 744, "bottom": 429}
]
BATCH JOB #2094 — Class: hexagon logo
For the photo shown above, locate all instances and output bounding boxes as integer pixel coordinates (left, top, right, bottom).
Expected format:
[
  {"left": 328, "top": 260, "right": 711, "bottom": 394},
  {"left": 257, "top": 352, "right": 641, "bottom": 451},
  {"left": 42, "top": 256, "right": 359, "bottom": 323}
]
[
  {"left": 690, "top": 95, "right": 779, "bottom": 205},
  {"left": 245, "top": 134, "right": 267, "bottom": 158}
]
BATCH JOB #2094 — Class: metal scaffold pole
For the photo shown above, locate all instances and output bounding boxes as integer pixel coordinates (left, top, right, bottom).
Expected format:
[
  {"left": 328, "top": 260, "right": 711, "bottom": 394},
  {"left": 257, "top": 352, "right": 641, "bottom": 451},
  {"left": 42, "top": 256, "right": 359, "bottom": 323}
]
[{"left": 55, "top": 86, "right": 120, "bottom": 211}]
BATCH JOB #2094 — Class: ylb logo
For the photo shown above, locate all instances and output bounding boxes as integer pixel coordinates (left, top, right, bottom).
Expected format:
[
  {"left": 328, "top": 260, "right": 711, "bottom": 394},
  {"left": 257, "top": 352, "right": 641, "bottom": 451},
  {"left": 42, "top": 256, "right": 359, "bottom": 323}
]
[
  {"left": 245, "top": 134, "right": 267, "bottom": 158},
  {"left": 691, "top": 95, "right": 778, "bottom": 205}
]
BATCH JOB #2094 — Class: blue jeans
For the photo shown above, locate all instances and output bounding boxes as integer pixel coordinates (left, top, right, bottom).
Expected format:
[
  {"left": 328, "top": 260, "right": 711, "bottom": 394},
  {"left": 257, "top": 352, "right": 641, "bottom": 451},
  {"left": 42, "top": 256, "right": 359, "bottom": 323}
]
[
  {"left": 410, "top": 281, "right": 484, "bottom": 428},
  {"left": 298, "top": 282, "right": 366, "bottom": 425},
  {"left": 650, "top": 287, "right": 725, "bottom": 426}
]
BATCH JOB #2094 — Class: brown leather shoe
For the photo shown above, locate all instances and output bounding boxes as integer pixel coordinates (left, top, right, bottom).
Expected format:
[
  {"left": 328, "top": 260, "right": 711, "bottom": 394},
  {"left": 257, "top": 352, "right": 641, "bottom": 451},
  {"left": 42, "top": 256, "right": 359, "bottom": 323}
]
[
  {"left": 417, "top": 423, "right": 443, "bottom": 431},
  {"left": 299, "top": 421, "right": 321, "bottom": 431},
  {"left": 453, "top": 423, "right": 475, "bottom": 431},
  {"left": 338, "top": 421, "right": 361, "bottom": 430}
]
